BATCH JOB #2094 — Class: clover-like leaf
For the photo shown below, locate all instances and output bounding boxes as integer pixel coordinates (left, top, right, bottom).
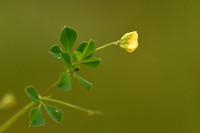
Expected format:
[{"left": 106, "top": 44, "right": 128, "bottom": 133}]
[
  {"left": 76, "top": 42, "right": 88, "bottom": 53},
  {"left": 44, "top": 104, "right": 63, "bottom": 123},
  {"left": 73, "top": 51, "right": 83, "bottom": 61},
  {"left": 82, "top": 57, "right": 101, "bottom": 67},
  {"left": 61, "top": 52, "right": 72, "bottom": 70},
  {"left": 74, "top": 73, "right": 93, "bottom": 91},
  {"left": 25, "top": 86, "right": 40, "bottom": 103},
  {"left": 72, "top": 42, "right": 93, "bottom": 61},
  {"left": 57, "top": 72, "right": 71, "bottom": 91},
  {"left": 60, "top": 26, "right": 77, "bottom": 52},
  {"left": 30, "top": 107, "right": 45, "bottom": 126},
  {"left": 49, "top": 45, "right": 62, "bottom": 60},
  {"left": 82, "top": 40, "right": 96, "bottom": 58}
]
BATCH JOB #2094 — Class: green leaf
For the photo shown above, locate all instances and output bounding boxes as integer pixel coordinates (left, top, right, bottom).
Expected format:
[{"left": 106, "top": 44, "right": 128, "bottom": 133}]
[
  {"left": 72, "top": 42, "right": 92, "bottom": 61},
  {"left": 57, "top": 72, "right": 71, "bottom": 91},
  {"left": 60, "top": 26, "right": 77, "bottom": 52},
  {"left": 49, "top": 45, "right": 62, "bottom": 60},
  {"left": 25, "top": 86, "right": 40, "bottom": 103},
  {"left": 61, "top": 52, "right": 72, "bottom": 70},
  {"left": 82, "top": 40, "right": 96, "bottom": 58},
  {"left": 44, "top": 104, "right": 63, "bottom": 123},
  {"left": 74, "top": 73, "right": 93, "bottom": 91},
  {"left": 73, "top": 51, "right": 83, "bottom": 61},
  {"left": 30, "top": 107, "right": 45, "bottom": 126},
  {"left": 76, "top": 42, "right": 88, "bottom": 53},
  {"left": 82, "top": 57, "right": 101, "bottom": 67}
]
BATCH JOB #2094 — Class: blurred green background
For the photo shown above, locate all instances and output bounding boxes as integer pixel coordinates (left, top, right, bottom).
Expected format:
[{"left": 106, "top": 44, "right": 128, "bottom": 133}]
[{"left": 0, "top": 0, "right": 200, "bottom": 133}]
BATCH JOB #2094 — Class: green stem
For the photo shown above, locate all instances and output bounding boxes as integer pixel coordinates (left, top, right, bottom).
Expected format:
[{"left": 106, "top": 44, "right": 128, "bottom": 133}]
[
  {"left": 95, "top": 41, "right": 117, "bottom": 51},
  {"left": 43, "top": 97, "right": 103, "bottom": 115},
  {"left": 41, "top": 79, "right": 60, "bottom": 97},
  {"left": 0, "top": 102, "right": 36, "bottom": 133}
]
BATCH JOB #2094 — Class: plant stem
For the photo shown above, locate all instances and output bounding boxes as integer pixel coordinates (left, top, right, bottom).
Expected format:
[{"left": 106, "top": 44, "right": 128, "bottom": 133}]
[
  {"left": 41, "top": 79, "right": 60, "bottom": 97},
  {"left": 43, "top": 97, "right": 103, "bottom": 115},
  {"left": 0, "top": 102, "right": 36, "bottom": 133},
  {"left": 95, "top": 41, "right": 117, "bottom": 51}
]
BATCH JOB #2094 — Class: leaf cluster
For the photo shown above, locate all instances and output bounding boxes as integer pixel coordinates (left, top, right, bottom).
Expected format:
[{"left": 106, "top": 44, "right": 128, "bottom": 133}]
[
  {"left": 50, "top": 26, "right": 101, "bottom": 91},
  {"left": 26, "top": 87, "right": 62, "bottom": 126}
]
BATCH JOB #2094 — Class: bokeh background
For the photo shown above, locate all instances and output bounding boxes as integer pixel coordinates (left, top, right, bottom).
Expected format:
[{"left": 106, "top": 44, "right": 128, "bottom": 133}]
[{"left": 0, "top": 0, "right": 200, "bottom": 133}]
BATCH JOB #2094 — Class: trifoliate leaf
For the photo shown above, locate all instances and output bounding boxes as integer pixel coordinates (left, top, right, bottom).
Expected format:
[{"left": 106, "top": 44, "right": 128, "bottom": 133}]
[
  {"left": 30, "top": 107, "right": 45, "bottom": 126},
  {"left": 44, "top": 104, "right": 63, "bottom": 123},
  {"left": 25, "top": 86, "right": 40, "bottom": 103},
  {"left": 60, "top": 26, "right": 77, "bottom": 52},
  {"left": 82, "top": 57, "right": 101, "bottom": 67},
  {"left": 72, "top": 42, "right": 87, "bottom": 61},
  {"left": 72, "top": 42, "right": 93, "bottom": 61},
  {"left": 57, "top": 72, "right": 71, "bottom": 91},
  {"left": 76, "top": 42, "right": 88, "bottom": 53},
  {"left": 74, "top": 73, "right": 93, "bottom": 91},
  {"left": 73, "top": 51, "right": 83, "bottom": 61}
]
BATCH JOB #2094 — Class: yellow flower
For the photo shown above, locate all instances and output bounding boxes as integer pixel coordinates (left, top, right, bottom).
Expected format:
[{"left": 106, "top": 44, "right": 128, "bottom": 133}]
[
  {"left": 119, "top": 31, "right": 138, "bottom": 53},
  {"left": 0, "top": 93, "right": 16, "bottom": 109}
]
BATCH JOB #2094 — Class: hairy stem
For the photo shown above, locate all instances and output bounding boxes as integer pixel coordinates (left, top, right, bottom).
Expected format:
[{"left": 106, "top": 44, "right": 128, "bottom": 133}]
[
  {"left": 43, "top": 97, "right": 103, "bottom": 115},
  {"left": 0, "top": 102, "right": 36, "bottom": 133}
]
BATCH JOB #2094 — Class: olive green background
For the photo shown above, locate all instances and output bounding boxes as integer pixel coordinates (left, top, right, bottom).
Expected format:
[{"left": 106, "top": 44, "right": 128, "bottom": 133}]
[{"left": 0, "top": 0, "right": 200, "bottom": 133}]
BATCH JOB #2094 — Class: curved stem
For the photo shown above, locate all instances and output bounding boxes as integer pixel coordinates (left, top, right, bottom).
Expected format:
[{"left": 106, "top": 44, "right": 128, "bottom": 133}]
[
  {"left": 43, "top": 97, "right": 103, "bottom": 115},
  {"left": 0, "top": 102, "right": 36, "bottom": 133},
  {"left": 95, "top": 41, "right": 117, "bottom": 51}
]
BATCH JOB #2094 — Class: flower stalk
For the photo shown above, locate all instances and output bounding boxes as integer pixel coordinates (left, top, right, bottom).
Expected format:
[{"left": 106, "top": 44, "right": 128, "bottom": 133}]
[{"left": 95, "top": 42, "right": 118, "bottom": 51}]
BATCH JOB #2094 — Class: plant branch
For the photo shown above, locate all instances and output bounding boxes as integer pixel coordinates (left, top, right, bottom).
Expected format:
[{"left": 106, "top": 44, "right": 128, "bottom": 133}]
[
  {"left": 43, "top": 97, "right": 103, "bottom": 115},
  {"left": 41, "top": 80, "right": 60, "bottom": 97},
  {"left": 0, "top": 39, "right": 114, "bottom": 133},
  {"left": 0, "top": 102, "right": 36, "bottom": 133}
]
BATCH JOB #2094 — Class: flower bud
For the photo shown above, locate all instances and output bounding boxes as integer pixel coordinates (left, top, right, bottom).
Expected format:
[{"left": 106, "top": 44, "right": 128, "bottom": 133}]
[
  {"left": 119, "top": 31, "right": 138, "bottom": 53},
  {"left": 0, "top": 93, "right": 16, "bottom": 109}
]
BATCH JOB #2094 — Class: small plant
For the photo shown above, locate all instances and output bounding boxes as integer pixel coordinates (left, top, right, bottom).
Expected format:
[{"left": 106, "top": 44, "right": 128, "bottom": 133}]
[{"left": 0, "top": 26, "right": 139, "bottom": 132}]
